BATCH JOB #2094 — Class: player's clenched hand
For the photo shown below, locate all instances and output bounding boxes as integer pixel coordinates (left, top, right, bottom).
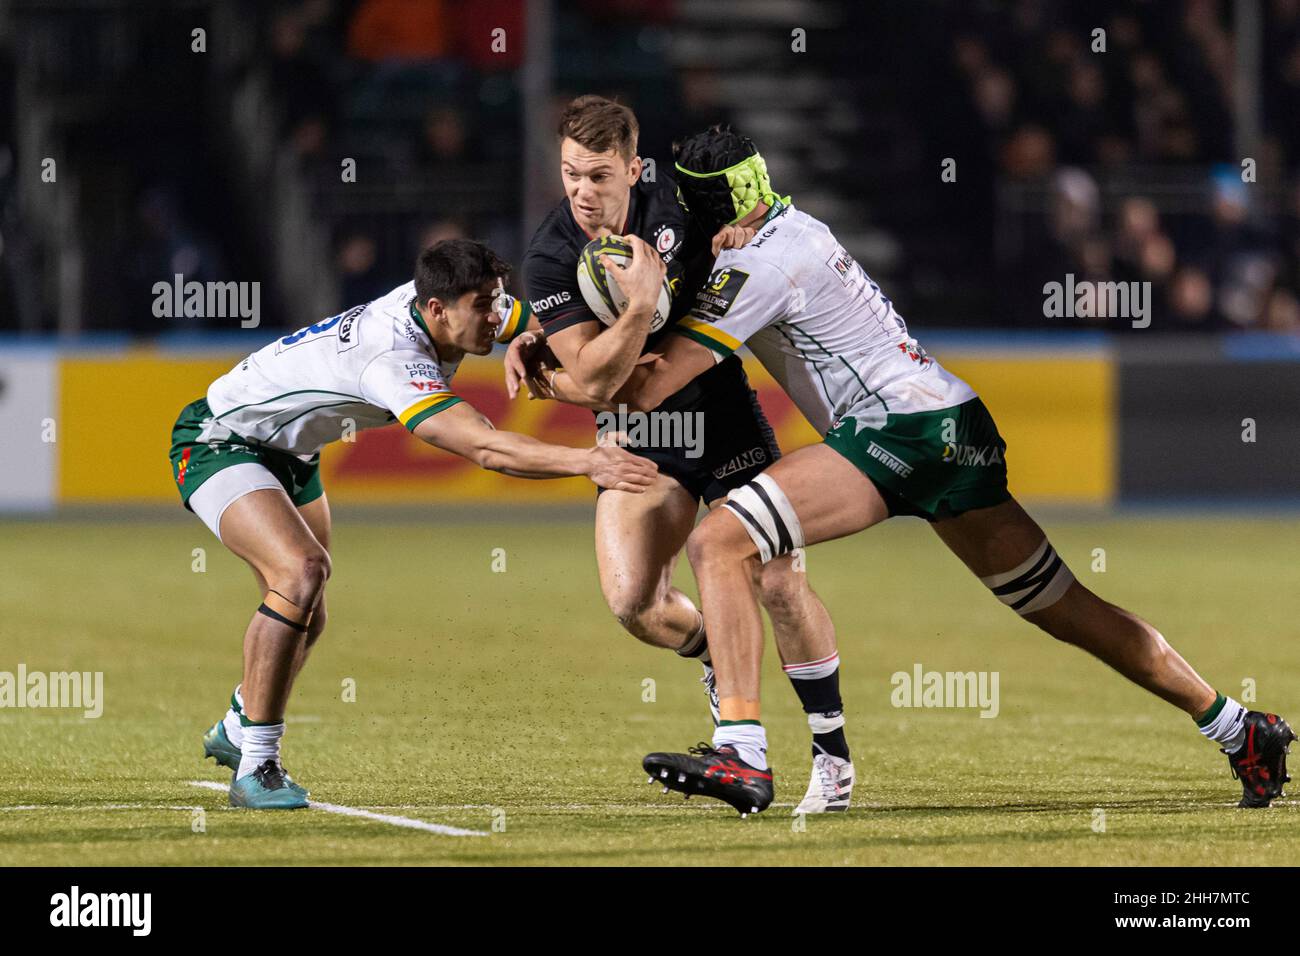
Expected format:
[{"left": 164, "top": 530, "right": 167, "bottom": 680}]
[
  {"left": 524, "top": 364, "right": 558, "bottom": 401},
  {"left": 604, "top": 234, "right": 666, "bottom": 315},
  {"left": 711, "top": 223, "right": 757, "bottom": 256},
  {"left": 584, "top": 443, "right": 657, "bottom": 492},
  {"left": 504, "top": 331, "right": 549, "bottom": 400}
]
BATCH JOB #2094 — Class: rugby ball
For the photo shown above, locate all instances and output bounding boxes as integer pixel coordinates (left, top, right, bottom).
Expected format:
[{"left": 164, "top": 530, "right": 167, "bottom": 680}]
[{"left": 576, "top": 236, "right": 672, "bottom": 332}]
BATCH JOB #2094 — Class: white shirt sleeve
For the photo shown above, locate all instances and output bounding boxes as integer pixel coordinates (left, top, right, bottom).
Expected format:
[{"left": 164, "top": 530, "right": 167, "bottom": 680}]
[
  {"left": 674, "top": 258, "right": 791, "bottom": 359},
  {"left": 359, "top": 349, "right": 463, "bottom": 432}
]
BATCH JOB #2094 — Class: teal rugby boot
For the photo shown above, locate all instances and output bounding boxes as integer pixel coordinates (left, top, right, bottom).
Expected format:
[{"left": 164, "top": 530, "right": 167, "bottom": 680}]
[
  {"left": 228, "top": 760, "right": 310, "bottom": 810},
  {"left": 205, "top": 720, "right": 308, "bottom": 798},
  {"left": 203, "top": 719, "right": 242, "bottom": 773}
]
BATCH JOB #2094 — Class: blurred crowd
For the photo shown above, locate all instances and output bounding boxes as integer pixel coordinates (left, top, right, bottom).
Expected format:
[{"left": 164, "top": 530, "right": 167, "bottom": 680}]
[
  {"left": 932, "top": 0, "right": 1300, "bottom": 331},
  {"left": 3, "top": 0, "right": 1298, "bottom": 335},
  {"left": 253, "top": 0, "right": 522, "bottom": 307},
  {"left": 254, "top": 0, "right": 678, "bottom": 304},
  {"left": 1014, "top": 164, "right": 1300, "bottom": 331}
]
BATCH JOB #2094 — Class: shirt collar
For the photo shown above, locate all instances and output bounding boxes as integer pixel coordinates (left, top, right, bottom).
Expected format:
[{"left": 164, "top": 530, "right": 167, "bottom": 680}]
[
  {"left": 759, "top": 197, "right": 790, "bottom": 225},
  {"left": 409, "top": 296, "right": 434, "bottom": 341}
]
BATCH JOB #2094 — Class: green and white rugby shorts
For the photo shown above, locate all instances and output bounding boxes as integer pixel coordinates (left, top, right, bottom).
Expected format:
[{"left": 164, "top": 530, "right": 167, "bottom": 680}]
[
  {"left": 169, "top": 397, "right": 324, "bottom": 541},
  {"left": 823, "top": 396, "right": 1011, "bottom": 521}
]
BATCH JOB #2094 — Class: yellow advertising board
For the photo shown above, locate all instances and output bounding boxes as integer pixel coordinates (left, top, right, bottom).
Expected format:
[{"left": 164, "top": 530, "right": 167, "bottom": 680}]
[{"left": 56, "top": 348, "right": 1112, "bottom": 505}]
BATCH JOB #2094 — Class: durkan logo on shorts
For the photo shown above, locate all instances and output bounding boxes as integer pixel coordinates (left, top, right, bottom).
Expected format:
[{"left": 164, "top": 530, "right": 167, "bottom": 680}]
[
  {"left": 942, "top": 442, "right": 1003, "bottom": 466},
  {"left": 866, "top": 441, "right": 912, "bottom": 477},
  {"left": 712, "top": 446, "right": 767, "bottom": 480}
]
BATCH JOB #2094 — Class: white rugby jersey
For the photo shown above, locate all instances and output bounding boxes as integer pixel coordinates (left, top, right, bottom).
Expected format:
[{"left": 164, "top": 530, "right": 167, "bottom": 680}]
[
  {"left": 676, "top": 205, "right": 975, "bottom": 434},
  {"left": 202, "top": 281, "right": 463, "bottom": 457}
]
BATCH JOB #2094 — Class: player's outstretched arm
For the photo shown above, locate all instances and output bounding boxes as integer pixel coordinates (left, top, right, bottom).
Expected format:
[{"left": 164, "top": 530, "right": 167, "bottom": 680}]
[{"left": 412, "top": 400, "right": 657, "bottom": 491}]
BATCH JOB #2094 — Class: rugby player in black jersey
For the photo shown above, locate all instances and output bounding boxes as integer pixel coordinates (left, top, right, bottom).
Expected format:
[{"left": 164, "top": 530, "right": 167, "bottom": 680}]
[{"left": 505, "top": 96, "right": 852, "bottom": 812}]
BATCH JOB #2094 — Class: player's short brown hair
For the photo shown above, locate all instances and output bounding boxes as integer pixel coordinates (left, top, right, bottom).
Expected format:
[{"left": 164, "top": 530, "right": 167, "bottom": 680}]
[
  {"left": 557, "top": 95, "right": 638, "bottom": 161},
  {"left": 414, "top": 239, "right": 510, "bottom": 305}
]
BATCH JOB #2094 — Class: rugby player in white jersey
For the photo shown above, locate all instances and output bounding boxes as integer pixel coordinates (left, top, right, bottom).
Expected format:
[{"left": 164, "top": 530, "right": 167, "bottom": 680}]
[
  {"left": 169, "top": 239, "right": 656, "bottom": 809},
  {"left": 548, "top": 127, "right": 1291, "bottom": 816},
  {"left": 504, "top": 97, "right": 853, "bottom": 812}
]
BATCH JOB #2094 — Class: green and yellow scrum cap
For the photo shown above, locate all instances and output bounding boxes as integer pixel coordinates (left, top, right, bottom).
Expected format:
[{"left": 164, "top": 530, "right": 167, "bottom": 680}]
[{"left": 673, "top": 135, "right": 781, "bottom": 232}]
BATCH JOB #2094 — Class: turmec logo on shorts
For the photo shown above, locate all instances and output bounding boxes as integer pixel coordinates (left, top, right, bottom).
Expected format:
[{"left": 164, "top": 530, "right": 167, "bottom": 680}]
[
  {"left": 867, "top": 441, "right": 913, "bottom": 477},
  {"left": 942, "top": 443, "right": 1004, "bottom": 466}
]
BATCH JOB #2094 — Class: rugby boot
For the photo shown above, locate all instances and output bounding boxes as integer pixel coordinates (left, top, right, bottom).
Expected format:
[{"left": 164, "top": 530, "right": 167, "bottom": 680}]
[
  {"left": 229, "top": 759, "right": 310, "bottom": 810},
  {"left": 1226, "top": 711, "right": 1295, "bottom": 808},
  {"left": 643, "top": 743, "right": 774, "bottom": 816},
  {"left": 205, "top": 719, "right": 308, "bottom": 797},
  {"left": 793, "top": 752, "right": 854, "bottom": 814}
]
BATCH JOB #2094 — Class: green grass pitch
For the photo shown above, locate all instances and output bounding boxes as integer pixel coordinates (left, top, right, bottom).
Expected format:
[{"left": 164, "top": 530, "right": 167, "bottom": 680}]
[{"left": 2, "top": 513, "right": 1298, "bottom": 866}]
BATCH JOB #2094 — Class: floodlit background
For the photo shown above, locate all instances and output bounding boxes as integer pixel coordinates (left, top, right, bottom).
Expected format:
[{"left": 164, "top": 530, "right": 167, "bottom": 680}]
[{"left": 1, "top": 0, "right": 1298, "bottom": 511}]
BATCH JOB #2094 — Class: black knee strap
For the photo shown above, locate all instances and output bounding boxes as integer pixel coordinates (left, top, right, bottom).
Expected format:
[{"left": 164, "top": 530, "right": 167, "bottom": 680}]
[{"left": 257, "top": 603, "right": 309, "bottom": 633}]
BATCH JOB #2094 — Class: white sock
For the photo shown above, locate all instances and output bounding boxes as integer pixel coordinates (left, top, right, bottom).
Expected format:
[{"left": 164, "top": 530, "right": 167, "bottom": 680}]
[
  {"left": 223, "top": 709, "right": 244, "bottom": 747},
  {"left": 713, "top": 722, "right": 768, "bottom": 770},
  {"left": 223, "top": 683, "right": 246, "bottom": 747},
  {"left": 237, "top": 722, "right": 284, "bottom": 779},
  {"left": 1198, "top": 695, "right": 1248, "bottom": 753}
]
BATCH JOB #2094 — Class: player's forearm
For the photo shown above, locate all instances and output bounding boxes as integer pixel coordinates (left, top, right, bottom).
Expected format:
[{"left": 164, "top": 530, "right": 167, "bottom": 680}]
[
  {"left": 607, "top": 364, "right": 663, "bottom": 413},
  {"left": 472, "top": 429, "right": 589, "bottom": 479},
  {"left": 551, "top": 370, "right": 615, "bottom": 411},
  {"left": 570, "top": 302, "right": 656, "bottom": 403}
]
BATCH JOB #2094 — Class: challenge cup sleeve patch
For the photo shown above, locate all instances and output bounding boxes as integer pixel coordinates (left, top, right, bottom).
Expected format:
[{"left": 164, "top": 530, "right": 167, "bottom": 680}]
[{"left": 694, "top": 268, "right": 750, "bottom": 319}]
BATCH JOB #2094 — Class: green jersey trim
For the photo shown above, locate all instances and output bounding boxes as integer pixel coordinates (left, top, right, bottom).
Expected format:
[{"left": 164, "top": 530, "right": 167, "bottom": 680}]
[
  {"left": 674, "top": 321, "right": 737, "bottom": 356},
  {"left": 403, "top": 395, "right": 464, "bottom": 432}
]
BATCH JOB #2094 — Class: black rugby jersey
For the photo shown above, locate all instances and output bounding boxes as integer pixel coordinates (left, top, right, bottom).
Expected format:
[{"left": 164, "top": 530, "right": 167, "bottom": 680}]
[{"left": 522, "top": 170, "right": 713, "bottom": 352}]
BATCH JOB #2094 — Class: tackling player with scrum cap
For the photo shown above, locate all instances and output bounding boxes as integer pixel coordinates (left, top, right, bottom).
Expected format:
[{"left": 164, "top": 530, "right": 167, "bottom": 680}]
[{"left": 170, "top": 239, "right": 656, "bottom": 809}]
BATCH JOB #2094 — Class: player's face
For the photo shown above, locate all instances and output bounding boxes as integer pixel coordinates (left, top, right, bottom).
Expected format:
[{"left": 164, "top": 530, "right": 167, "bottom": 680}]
[
  {"left": 436, "top": 280, "right": 501, "bottom": 356},
  {"left": 560, "top": 138, "right": 641, "bottom": 235}
]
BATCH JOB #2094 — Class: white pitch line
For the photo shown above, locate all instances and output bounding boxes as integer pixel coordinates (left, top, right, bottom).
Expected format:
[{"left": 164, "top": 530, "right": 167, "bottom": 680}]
[
  {"left": 187, "top": 781, "right": 488, "bottom": 837},
  {"left": 353, "top": 802, "right": 752, "bottom": 811},
  {"left": 0, "top": 804, "right": 203, "bottom": 812}
]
